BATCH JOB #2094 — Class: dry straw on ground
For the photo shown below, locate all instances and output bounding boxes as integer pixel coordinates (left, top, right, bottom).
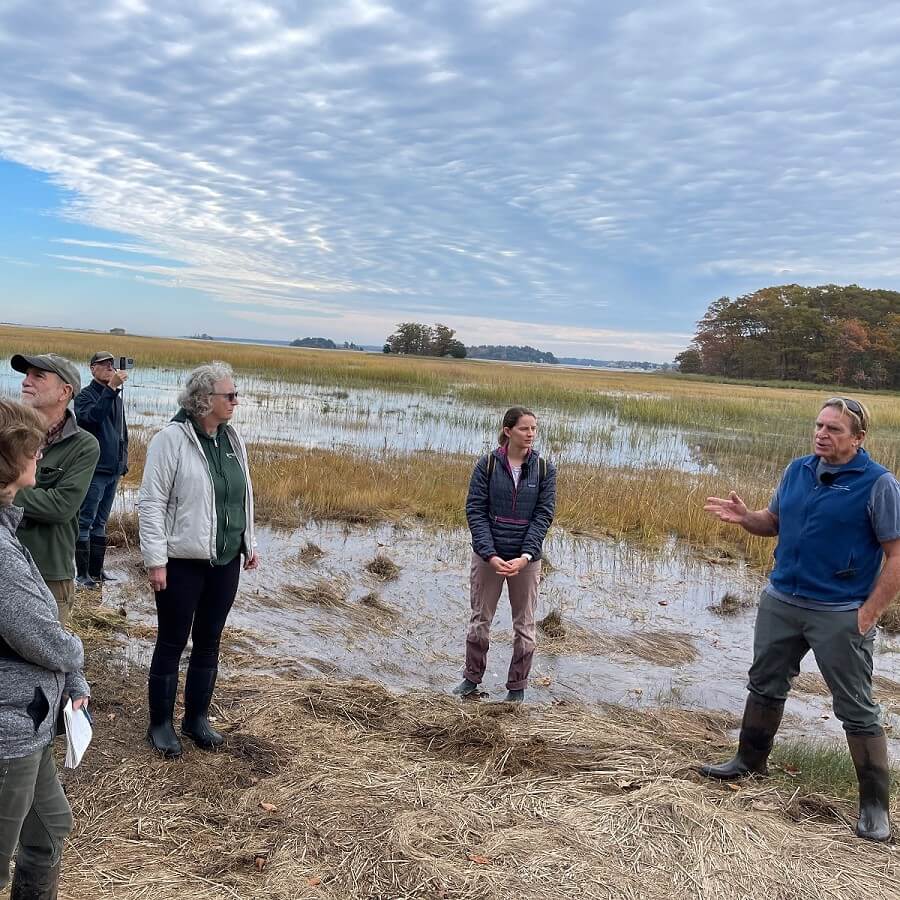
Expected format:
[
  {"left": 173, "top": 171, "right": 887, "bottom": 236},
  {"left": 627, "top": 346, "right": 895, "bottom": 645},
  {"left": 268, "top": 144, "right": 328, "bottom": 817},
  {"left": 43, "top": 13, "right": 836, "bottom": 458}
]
[
  {"left": 285, "top": 578, "right": 349, "bottom": 609},
  {"left": 63, "top": 648, "right": 900, "bottom": 900},
  {"left": 538, "top": 613, "right": 699, "bottom": 669},
  {"left": 365, "top": 553, "right": 402, "bottom": 580}
]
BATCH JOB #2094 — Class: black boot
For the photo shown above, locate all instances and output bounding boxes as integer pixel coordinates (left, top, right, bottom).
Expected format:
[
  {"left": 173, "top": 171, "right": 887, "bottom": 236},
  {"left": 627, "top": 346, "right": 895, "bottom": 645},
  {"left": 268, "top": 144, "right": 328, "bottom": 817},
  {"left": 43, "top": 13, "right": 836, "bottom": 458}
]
[
  {"left": 699, "top": 693, "right": 785, "bottom": 780},
  {"left": 10, "top": 861, "right": 60, "bottom": 899},
  {"left": 181, "top": 666, "right": 224, "bottom": 749},
  {"left": 88, "top": 535, "right": 116, "bottom": 582},
  {"left": 147, "top": 673, "right": 182, "bottom": 759},
  {"left": 74, "top": 539, "right": 96, "bottom": 589},
  {"left": 847, "top": 732, "right": 892, "bottom": 842}
]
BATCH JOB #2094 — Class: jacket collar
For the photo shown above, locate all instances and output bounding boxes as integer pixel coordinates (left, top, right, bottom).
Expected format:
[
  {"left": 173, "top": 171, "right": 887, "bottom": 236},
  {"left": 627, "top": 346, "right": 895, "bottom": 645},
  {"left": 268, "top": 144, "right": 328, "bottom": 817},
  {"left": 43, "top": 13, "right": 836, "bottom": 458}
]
[
  {"left": 45, "top": 409, "right": 79, "bottom": 447},
  {"left": 495, "top": 445, "right": 535, "bottom": 468},
  {"left": 803, "top": 447, "right": 870, "bottom": 474}
]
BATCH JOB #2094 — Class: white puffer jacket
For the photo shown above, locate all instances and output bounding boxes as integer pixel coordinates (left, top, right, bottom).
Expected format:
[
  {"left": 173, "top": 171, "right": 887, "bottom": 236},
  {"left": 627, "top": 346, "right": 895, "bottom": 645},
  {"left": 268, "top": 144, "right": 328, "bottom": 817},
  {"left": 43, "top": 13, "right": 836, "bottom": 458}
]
[{"left": 138, "top": 420, "right": 256, "bottom": 569}]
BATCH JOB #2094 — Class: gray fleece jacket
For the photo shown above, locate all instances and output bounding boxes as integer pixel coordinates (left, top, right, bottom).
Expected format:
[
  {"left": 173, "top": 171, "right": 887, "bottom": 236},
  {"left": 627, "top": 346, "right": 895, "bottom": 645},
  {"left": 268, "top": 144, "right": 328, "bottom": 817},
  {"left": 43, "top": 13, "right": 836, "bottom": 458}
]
[{"left": 0, "top": 504, "right": 90, "bottom": 760}]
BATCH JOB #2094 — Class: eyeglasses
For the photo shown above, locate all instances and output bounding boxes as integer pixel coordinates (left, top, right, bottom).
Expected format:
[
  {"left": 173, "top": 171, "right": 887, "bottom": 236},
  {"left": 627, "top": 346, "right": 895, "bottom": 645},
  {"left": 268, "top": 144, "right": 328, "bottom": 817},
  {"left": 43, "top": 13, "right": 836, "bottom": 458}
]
[{"left": 210, "top": 391, "right": 239, "bottom": 402}]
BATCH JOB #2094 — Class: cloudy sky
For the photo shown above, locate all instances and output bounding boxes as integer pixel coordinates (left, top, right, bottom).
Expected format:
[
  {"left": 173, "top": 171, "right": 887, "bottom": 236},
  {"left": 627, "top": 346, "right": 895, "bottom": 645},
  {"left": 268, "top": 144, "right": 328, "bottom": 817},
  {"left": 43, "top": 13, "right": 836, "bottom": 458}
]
[{"left": 1, "top": 1, "right": 899, "bottom": 361}]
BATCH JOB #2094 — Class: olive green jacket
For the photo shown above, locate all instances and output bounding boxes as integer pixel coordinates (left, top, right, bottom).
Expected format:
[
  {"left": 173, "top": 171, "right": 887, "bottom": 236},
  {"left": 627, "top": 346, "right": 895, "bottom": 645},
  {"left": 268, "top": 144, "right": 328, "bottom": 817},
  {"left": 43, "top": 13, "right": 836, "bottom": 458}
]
[{"left": 15, "top": 411, "right": 100, "bottom": 581}]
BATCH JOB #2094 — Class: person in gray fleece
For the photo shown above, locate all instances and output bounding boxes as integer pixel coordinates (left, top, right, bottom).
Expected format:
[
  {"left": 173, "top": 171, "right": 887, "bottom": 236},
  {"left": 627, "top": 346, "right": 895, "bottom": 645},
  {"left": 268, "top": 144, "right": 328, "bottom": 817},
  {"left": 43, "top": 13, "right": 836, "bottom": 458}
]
[{"left": 0, "top": 398, "right": 90, "bottom": 900}]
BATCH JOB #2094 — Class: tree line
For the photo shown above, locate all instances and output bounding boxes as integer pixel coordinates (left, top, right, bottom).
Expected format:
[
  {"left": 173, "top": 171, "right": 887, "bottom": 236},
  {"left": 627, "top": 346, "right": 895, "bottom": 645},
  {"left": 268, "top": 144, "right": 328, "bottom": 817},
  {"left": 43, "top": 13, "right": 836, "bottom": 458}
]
[
  {"left": 675, "top": 284, "right": 900, "bottom": 389},
  {"left": 468, "top": 345, "right": 558, "bottom": 364}
]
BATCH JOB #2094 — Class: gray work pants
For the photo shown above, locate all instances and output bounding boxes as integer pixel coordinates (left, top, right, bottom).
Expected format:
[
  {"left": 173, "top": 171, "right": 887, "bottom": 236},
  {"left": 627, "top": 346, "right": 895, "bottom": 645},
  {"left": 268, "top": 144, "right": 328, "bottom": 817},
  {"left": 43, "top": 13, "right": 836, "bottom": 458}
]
[
  {"left": 0, "top": 745, "right": 73, "bottom": 889},
  {"left": 748, "top": 590, "right": 881, "bottom": 734}
]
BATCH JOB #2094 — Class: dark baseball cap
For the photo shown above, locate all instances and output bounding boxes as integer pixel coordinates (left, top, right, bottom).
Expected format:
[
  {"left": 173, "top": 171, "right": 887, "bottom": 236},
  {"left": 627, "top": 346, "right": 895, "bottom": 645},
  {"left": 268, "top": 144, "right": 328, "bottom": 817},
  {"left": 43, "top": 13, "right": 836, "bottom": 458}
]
[
  {"left": 90, "top": 351, "right": 115, "bottom": 365},
  {"left": 11, "top": 353, "right": 81, "bottom": 395}
]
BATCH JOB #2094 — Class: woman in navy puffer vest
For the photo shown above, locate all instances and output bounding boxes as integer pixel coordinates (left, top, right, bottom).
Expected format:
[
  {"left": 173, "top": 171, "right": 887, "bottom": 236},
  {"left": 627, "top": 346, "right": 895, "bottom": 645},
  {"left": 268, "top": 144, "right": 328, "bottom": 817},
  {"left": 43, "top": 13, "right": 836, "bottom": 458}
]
[{"left": 453, "top": 406, "right": 556, "bottom": 702}]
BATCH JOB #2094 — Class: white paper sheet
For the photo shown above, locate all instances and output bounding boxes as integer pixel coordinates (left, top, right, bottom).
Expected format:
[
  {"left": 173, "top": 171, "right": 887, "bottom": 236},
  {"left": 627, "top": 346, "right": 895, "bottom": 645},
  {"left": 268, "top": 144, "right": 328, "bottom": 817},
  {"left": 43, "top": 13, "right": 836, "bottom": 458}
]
[{"left": 63, "top": 699, "right": 93, "bottom": 768}]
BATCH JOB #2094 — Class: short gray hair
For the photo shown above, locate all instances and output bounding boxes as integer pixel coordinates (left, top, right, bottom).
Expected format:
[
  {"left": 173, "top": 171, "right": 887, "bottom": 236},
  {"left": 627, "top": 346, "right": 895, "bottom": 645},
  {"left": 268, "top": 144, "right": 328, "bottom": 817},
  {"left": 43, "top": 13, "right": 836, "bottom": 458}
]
[{"left": 178, "top": 361, "right": 234, "bottom": 418}]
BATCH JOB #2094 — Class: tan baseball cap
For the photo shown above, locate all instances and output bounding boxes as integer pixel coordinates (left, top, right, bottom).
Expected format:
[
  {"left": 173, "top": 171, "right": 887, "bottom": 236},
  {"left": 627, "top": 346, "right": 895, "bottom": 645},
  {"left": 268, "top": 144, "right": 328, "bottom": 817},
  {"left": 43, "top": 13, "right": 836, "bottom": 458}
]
[{"left": 11, "top": 353, "right": 82, "bottom": 394}]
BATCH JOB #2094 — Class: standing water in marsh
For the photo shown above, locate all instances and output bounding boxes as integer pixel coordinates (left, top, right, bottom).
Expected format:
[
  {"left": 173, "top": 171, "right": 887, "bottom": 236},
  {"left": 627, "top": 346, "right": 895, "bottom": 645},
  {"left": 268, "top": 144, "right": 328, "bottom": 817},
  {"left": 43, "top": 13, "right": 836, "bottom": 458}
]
[
  {"left": 1, "top": 363, "right": 716, "bottom": 470},
  {"left": 102, "top": 522, "right": 900, "bottom": 750}
]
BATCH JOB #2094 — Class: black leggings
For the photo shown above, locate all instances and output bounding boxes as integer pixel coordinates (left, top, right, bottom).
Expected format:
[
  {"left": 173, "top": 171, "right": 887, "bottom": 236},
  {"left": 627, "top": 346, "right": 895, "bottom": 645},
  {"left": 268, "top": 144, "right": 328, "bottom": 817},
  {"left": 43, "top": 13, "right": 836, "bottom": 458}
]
[{"left": 149, "top": 557, "right": 241, "bottom": 676}]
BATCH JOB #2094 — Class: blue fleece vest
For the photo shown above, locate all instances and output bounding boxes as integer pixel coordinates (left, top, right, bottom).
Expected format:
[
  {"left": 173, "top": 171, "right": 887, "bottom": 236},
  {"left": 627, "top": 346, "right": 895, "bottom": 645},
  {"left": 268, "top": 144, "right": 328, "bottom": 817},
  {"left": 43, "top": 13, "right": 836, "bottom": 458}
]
[{"left": 769, "top": 450, "right": 887, "bottom": 605}]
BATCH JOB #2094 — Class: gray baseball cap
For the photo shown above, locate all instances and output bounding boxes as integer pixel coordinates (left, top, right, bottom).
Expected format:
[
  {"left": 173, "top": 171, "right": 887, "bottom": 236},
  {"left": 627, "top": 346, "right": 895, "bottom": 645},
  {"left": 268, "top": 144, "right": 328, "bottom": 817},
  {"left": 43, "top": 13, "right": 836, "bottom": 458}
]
[{"left": 11, "top": 353, "right": 81, "bottom": 395}]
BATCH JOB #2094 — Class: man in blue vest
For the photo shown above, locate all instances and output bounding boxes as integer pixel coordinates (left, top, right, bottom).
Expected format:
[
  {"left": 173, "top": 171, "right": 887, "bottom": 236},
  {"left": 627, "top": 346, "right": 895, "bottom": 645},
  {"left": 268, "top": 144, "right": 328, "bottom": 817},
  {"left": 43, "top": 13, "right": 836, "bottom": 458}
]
[
  {"left": 701, "top": 397, "right": 900, "bottom": 842},
  {"left": 74, "top": 351, "right": 129, "bottom": 587}
]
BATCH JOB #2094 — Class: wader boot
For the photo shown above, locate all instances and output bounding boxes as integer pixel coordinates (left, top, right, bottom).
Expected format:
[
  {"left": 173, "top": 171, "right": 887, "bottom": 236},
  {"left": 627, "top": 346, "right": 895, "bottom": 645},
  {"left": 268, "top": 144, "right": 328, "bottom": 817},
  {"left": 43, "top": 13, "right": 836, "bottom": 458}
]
[
  {"left": 847, "top": 732, "right": 892, "bottom": 842},
  {"left": 10, "top": 861, "right": 61, "bottom": 900},
  {"left": 181, "top": 666, "right": 224, "bottom": 749},
  {"left": 504, "top": 689, "right": 525, "bottom": 703},
  {"left": 699, "top": 693, "right": 785, "bottom": 780},
  {"left": 88, "top": 535, "right": 116, "bottom": 582},
  {"left": 147, "top": 673, "right": 182, "bottom": 759},
  {"left": 74, "top": 539, "right": 96, "bottom": 589}
]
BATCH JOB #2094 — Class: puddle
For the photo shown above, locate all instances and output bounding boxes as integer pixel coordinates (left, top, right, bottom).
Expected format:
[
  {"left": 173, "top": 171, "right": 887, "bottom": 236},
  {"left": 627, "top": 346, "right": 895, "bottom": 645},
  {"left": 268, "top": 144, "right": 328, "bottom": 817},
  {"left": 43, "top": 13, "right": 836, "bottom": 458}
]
[{"left": 100, "top": 522, "right": 900, "bottom": 749}]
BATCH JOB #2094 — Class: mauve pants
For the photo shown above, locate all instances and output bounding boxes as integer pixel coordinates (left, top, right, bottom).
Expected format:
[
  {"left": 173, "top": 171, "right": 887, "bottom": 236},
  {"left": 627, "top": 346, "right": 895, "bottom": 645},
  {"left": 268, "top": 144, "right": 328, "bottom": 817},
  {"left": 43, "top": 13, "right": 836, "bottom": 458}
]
[{"left": 464, "top": 552, "right": 542, "bottom": 691}]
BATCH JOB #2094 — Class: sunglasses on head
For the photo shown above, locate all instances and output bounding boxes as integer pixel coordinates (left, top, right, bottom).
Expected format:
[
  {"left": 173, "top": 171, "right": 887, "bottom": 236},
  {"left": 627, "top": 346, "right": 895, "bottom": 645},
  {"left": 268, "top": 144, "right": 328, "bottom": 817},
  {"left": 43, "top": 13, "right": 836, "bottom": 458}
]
[
  {"left": 827, "top": 396, "right": 863, "bottom": 416},
  {"left": 211, "top": 391, "right": 239, "bottom": 402}
]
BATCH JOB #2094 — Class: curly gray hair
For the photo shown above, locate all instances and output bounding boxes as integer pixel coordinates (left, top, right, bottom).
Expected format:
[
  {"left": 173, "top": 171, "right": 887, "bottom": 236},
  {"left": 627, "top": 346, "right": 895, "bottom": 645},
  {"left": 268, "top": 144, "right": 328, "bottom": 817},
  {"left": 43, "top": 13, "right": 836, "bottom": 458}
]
[{"left": 178, "top": 361, "right": 234, "bottom": 418}]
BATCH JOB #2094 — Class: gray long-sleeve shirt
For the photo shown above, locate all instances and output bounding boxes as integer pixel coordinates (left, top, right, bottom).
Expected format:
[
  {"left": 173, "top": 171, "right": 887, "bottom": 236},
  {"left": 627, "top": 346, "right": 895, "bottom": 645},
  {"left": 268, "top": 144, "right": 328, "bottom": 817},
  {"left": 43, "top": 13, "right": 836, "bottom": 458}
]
[{"left": 0, "top": 503, "right": 89, "bottom": 759}]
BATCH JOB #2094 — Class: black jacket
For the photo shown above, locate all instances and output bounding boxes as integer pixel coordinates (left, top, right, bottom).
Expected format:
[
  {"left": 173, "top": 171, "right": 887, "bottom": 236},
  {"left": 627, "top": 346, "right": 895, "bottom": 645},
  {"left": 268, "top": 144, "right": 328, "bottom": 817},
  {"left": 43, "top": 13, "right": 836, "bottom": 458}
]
[
  {"left": 466, "top": 448, "right": 556, "bottom": 561},
  {"left": 74, "top": 379, "right": 128, "bottom": 476}
]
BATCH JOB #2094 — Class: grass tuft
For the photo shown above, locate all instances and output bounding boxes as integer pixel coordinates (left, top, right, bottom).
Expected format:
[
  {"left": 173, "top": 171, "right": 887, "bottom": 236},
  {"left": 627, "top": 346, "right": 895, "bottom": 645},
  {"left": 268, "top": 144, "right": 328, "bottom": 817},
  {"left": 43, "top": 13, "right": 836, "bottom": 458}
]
[{"left": 365, "top": 553, "right": 401, "bottom": 580}]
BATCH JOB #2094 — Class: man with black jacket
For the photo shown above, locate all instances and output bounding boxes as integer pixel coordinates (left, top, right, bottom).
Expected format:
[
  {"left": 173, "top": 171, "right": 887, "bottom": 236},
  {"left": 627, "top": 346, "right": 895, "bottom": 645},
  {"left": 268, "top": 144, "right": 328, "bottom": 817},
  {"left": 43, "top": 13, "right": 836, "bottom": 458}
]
[{"left": 74, "top": 351, "right": 129, "bottom": 587}]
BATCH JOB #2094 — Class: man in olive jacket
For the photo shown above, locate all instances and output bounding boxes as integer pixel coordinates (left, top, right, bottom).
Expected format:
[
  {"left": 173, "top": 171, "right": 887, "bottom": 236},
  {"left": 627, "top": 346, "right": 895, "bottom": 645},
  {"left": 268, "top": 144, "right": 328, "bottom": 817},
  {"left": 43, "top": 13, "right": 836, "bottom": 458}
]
[{"left": 12, "top": 353, "right": 100, "bottom": 624}]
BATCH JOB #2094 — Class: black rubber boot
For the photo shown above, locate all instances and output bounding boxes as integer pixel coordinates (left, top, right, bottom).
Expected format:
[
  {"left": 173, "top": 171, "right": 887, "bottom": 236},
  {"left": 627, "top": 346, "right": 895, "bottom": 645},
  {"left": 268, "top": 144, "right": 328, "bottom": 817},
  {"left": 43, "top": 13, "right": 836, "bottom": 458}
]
[
  {"left": 698, "top": 693, "right": 785, "bottom": 780},
  {"left": 504, "top": 689, "right": 525, "bottom": 703},
  {"left": 88, "top": 535, "right": 116, "bottom": 582},
  {"left": 847, "top": 732, "right": 892, "bottom": 842},
  {"left": 74, "top": 539, "right": 96, "bottom": 589},
  {"left": 451, "top": 678, "right": 479, "bottom": 697},
  {"left": 10, "top": 861, "right": 61, "bottom": 899},
  {"left": 181, "top": 666, "right": 224, "bottom": 749},
  {"left": 147, "top": 673, "right": 182, "bottom": 759}
]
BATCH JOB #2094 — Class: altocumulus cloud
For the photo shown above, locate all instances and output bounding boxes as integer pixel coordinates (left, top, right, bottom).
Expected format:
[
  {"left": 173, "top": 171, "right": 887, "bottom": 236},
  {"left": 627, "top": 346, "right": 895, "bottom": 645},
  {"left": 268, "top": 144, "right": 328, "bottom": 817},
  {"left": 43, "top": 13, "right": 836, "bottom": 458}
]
[{"left": 1, "top": 0, "right": 900, "bottom": 358}]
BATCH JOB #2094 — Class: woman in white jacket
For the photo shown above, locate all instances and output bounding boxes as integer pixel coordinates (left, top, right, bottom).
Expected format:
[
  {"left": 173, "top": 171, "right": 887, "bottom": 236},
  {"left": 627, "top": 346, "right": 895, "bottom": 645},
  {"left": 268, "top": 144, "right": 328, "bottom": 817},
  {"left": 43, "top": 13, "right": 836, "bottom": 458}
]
[{"left": 138, "top": 362, "right": 258, "bottom": 759}]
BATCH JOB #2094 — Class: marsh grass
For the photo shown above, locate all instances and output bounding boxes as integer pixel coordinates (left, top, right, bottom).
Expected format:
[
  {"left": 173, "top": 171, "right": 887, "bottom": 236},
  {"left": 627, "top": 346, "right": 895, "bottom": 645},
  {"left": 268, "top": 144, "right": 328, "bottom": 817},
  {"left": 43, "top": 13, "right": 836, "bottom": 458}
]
[
  {"left": 118, "top": 443, "right": 781, "bottom": 568},
  {"left": 105, "top": 510, "right": 140, "bottom": 550},
  {"left": 21, "top": 324, "right": 900, "bottom": 570},
  {"left": 770, "top": 739, "right": 900, "bottom": 802},
  {"left": 5, "top": 325, "right": 900, "bottom": 439}
]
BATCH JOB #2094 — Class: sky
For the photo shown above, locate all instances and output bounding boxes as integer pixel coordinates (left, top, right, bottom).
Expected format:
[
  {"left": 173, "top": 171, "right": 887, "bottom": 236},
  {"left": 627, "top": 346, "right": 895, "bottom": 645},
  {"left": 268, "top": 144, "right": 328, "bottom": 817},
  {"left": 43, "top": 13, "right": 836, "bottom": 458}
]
[{"left": 1, "top": 1, "right": 899, "bottom": 362}]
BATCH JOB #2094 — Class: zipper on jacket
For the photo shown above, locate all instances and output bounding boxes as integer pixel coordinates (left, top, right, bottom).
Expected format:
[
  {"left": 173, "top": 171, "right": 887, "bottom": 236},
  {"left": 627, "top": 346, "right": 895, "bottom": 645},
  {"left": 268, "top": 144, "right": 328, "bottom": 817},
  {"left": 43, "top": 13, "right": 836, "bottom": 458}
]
[{"left": 185, "top": 423, "right": 218, "bottom": 562}]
